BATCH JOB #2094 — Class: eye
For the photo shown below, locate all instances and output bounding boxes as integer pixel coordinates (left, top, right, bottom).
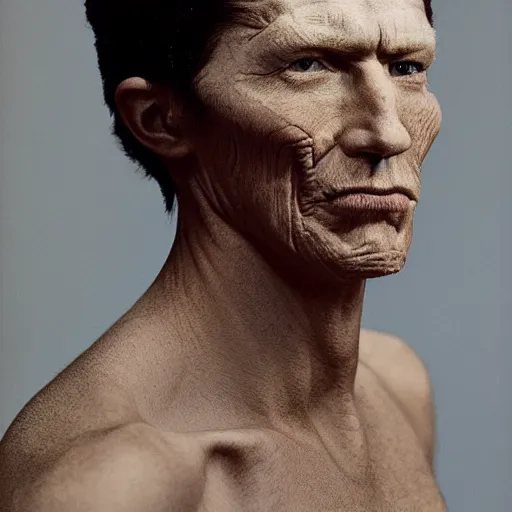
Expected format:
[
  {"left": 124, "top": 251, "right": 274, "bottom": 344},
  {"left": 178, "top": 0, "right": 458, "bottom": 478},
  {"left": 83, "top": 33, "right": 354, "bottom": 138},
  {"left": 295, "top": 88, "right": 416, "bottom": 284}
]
[
  {"left": 288, "top": 58, "right": 326, "bottom": 72},
  {"left": 389, "top": 61, "right": 425, "bottom": 77}
]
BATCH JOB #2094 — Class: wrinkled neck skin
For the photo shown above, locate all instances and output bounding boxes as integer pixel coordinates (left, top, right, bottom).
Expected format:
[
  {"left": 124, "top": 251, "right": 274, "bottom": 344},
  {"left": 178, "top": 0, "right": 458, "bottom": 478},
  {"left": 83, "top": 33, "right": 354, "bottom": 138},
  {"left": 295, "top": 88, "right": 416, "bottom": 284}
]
[{"left": 150, "top": 192, "right": 366, "bottom": 430}]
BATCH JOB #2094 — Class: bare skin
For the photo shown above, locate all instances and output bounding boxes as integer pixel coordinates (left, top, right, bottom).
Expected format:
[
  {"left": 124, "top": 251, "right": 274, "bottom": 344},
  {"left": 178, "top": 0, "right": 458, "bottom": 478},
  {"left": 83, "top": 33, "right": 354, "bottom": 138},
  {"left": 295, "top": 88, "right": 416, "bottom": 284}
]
[{"left": 0, "top": 0, "right": 445, "bottom": 510}]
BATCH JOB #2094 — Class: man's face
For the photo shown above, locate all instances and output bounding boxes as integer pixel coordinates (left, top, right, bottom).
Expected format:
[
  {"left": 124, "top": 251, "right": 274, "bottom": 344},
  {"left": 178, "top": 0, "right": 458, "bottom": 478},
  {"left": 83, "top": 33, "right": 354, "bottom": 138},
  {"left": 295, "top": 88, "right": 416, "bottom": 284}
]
[{"left": 184, "top": 0, "right": 441, "bottom": 281}]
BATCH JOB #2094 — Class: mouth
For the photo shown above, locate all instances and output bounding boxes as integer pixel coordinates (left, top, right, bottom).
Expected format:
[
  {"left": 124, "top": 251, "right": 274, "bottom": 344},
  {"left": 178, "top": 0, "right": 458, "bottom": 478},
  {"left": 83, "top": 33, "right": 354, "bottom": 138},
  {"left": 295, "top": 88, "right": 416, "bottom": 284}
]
[
  {"left": 323, "top": 187, "right": 417, "bottom": 202},
  {"left": 321, "top": 187, "right": 417, "bottom": 214}
]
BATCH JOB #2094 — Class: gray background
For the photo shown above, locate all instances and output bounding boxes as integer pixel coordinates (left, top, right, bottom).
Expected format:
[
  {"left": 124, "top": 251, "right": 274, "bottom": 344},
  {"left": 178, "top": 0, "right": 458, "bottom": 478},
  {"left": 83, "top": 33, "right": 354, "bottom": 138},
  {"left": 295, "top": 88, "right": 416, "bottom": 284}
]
[{"left": 0, "top": 0, "right": 510, "bottom": 510}]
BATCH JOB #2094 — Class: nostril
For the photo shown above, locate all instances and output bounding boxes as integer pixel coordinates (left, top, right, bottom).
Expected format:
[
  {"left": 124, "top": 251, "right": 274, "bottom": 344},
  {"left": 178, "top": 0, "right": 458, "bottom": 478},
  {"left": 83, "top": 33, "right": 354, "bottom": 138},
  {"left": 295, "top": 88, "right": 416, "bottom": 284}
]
[
  {"left": 371, "top": 158, "right": 388, "bottom": 172},
  {"left": 362, "top": 153, "right": 384, "bottom": 167}
]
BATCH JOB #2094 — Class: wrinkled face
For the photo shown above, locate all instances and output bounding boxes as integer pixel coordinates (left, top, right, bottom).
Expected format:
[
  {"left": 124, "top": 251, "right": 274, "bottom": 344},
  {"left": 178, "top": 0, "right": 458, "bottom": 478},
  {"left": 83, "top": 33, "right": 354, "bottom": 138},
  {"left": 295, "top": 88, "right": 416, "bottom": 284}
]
[{"left": 185, "top": 0, "right": 442, "bottom": 282}]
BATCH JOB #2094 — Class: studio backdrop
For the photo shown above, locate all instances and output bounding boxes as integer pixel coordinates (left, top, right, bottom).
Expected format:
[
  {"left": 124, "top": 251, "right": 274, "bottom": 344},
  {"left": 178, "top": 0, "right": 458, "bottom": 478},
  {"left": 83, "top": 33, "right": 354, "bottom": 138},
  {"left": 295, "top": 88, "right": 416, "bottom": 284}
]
[{"left": 0, "top": 1, "right": 510, "bottom": 511}]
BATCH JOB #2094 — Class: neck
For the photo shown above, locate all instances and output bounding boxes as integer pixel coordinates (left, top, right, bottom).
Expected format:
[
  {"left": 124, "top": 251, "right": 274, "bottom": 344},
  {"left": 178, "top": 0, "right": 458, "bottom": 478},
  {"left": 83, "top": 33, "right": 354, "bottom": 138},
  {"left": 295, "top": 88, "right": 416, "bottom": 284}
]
[{"left": 148, "top": 199, "right": 366, "bottom": 429}]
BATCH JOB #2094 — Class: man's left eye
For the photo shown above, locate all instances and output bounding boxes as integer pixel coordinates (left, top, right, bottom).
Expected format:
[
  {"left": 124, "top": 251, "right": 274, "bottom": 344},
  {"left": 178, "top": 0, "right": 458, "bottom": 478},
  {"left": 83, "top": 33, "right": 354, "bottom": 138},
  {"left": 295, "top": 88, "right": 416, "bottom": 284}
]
[
  {"left": 288, "top": 59, "right": 326, "bottom": 72},
  {"left": 389, "top": 61, "right": 425, "bottom": 76}
]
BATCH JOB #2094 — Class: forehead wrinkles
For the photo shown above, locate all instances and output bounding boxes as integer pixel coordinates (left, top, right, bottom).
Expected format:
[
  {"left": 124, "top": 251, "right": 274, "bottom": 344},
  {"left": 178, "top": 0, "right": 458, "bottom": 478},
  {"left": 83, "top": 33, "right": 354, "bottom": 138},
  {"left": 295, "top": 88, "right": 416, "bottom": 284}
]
[
  {"left": 379, "top": 16, "right": 436, "bottom": 52},
  {"left": 227, "top": 0, "right": 289, "bottom": 30},
  {"left": 292, "top": 1, "right": 378, "bottom": 49},
  {"left": 229, "top": 0, "right": 373, "bottom": 36},
  {"left": 231, "top": 0, "right": 434, "bottom": 52},
  {"left": 365, "top": 0, "right": 436, "bottom": 50},
  {"left": 293, "top": 1, "right": 435, "bottom": 50}
]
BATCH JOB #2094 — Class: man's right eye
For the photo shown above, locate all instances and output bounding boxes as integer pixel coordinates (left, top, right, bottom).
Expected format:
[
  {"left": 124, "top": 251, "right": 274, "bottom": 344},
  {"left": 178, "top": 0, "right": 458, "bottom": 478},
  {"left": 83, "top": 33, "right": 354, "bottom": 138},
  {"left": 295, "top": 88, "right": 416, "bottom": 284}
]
[{"left": 288, "top": 59, "right": 326, "bottom": 72}]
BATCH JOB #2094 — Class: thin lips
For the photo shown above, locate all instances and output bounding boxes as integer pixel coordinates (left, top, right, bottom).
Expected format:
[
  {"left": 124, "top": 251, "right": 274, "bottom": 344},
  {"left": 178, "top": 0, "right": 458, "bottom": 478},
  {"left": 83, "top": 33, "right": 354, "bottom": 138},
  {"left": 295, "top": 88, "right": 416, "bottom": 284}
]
[{"left": 325, "top": 187, "right": 417, "bottom": 202}]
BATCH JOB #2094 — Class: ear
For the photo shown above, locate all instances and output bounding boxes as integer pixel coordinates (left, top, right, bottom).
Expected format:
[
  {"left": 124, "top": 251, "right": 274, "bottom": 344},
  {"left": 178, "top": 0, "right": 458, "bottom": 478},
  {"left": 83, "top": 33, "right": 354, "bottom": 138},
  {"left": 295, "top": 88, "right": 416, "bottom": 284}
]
[{"left": 114, "top": 77, "right": 194, "bottom": 159}]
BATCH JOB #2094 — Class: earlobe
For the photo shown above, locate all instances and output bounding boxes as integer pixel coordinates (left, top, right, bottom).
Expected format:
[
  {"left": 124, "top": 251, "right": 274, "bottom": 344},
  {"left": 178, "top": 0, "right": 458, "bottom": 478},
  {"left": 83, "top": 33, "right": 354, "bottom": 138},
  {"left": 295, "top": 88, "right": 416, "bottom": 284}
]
[{"left": 115, "top": 77, "right": 193, "bottom": 159}]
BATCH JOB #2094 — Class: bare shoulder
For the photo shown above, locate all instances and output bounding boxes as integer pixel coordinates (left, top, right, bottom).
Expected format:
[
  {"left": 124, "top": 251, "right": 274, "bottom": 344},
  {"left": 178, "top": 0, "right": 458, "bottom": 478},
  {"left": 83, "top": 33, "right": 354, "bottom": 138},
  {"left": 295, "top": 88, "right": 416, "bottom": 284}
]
[
  {"left": 3, "top": 422, "right": 205, "bottom": 512},
  {"left": 358, "top": 329, "right": 432, "bottom": 395},
  {"left": 359, "top": 328, "right": 436, "bottom": 466},
  {"left": 0, "top": 337, "right": 201, "bottom": 511}
]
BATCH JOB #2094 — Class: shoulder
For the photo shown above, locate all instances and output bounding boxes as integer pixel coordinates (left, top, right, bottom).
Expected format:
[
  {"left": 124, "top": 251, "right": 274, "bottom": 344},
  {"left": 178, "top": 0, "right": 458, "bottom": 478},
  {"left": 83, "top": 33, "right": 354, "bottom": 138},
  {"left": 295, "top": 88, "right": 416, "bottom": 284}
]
[
  {"left": 359, "top": 329, "right": 436, "bottom": 466},
  {"left": 0, "top": 350, "right": 204, "bottom": 511},
  {"left": 13, "top": 423, "right": 206, "bottom": 512},
  {"left": 358, "top": 329, "right": 432, "bottom": 395}
]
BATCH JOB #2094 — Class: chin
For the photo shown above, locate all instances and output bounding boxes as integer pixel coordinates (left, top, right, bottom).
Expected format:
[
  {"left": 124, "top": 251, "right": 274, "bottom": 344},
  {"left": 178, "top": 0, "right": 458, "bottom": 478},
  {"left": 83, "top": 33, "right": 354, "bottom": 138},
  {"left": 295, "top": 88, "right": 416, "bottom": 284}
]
[
  {"left": 304, "top": 245, "right": 409, "bottom": 283},
  {"left": 293, "top": 212, "right": 413, "bottom": 283},
  {"left": 330, "top": 250, "right": 408, "bottom": 280}
]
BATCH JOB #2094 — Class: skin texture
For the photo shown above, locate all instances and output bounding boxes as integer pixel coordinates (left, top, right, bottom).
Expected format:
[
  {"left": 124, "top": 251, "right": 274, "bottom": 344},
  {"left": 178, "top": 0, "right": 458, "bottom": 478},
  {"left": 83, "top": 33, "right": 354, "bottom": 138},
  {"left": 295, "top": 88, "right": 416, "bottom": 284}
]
[{"left": 0, "top": 0, "right": 445, "bottom": 510}]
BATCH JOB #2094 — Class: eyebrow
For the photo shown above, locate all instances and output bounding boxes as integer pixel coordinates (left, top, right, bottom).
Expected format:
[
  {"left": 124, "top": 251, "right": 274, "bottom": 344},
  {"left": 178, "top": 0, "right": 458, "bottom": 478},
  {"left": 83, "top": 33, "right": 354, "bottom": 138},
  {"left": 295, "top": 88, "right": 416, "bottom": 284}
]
[
  {"left": 255, "top": 22, "right": 436, "bottom": 58},
  {"left": 378, "top": 25, "right": 437, "bottom": 55}
]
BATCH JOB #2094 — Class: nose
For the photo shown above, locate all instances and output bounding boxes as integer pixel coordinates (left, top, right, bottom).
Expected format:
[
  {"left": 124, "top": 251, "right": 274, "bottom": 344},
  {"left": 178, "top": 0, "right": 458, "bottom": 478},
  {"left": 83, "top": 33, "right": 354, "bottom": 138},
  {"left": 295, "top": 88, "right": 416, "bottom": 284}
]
[{"left": 338, "top": 65, "right": 412, "bottom": 162}]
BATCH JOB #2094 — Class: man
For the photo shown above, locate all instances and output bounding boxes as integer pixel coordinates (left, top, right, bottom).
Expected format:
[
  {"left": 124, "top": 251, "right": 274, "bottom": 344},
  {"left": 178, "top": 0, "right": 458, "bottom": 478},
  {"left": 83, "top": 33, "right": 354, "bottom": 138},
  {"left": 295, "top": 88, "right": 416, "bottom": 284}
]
[{"left": 0, "top": 0, "right": 445, "bottom": 510}]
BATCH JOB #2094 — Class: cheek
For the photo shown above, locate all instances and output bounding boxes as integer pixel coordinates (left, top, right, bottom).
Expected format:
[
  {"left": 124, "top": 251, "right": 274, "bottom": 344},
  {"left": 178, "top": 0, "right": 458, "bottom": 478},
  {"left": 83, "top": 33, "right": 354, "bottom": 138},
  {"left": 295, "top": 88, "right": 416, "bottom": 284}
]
[
  {"left": 192, "top": 80, "right": 316, "bottom": 243},
  {"left": 401, "top": 91, "right": 442, "bottom": 164}
]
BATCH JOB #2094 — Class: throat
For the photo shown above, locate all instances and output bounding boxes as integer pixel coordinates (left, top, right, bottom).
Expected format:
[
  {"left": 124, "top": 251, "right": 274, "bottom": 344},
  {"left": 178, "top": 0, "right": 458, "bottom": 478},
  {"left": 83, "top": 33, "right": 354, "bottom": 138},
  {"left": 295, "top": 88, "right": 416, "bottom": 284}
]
[
  {"left": 301, "top": 378, "right": 374, "bottom": 489},
  {"left": 146, "top": 216, "right": 367, "bottom": 431}
]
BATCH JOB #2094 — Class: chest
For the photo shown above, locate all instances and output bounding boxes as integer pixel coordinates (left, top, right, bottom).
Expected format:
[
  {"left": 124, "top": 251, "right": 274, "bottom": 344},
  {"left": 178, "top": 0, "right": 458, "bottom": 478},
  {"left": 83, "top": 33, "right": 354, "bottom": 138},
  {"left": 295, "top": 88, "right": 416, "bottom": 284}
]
[
  {"left": 197, "top": 429, "right": 444, "bottom": 512},
  {"left": 196, "top": 382, "right": 446, "bottom": 511}
]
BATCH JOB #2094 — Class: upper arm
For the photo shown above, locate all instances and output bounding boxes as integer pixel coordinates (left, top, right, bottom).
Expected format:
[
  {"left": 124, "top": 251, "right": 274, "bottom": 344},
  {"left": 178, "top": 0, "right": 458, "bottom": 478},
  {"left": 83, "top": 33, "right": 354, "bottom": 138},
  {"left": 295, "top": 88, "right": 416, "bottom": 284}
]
[
  {"left": 359, "top": 330, "right": 437, "bottom": 468},
  {"left": 24, "top": 424, "right": 205, "bottom": 512}
]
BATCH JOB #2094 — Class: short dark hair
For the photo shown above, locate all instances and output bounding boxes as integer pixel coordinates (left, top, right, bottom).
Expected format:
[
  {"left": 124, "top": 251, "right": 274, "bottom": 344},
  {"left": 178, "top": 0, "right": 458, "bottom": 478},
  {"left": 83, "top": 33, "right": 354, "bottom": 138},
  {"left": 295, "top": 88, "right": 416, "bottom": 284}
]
[{"left": 85, "top": 1, "right": 434, "bottom": 215}]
